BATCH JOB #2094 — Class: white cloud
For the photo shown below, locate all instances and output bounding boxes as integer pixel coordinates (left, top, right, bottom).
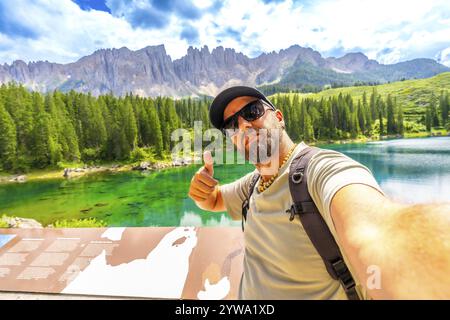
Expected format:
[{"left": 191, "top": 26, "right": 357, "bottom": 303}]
[
  {"left": 437, "top": 47, "right": 450, "bottom": 67},
  {"left": 0, "top": 0, "right": 449, "bottom": 66},
  {"left": 0, "top": 0, "right": 192, "bottom": 63},
  {"left": 192, "top": 0, "right": 214, "bottom": 9}
]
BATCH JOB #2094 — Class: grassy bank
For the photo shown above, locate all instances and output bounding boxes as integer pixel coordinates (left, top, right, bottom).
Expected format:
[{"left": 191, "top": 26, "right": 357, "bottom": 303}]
[
  {"left": 0, "top": 214, "right": 107, "bottom": 228},
  {"left": 308, "top": 127, "right": 447, "bottom": 147},
  {"left": 0, "top": 163, "right": 130, "bottom": 184},
  {"left": 0, "top": 158, "right": 175, "bottom": 185},
  {"left": 403, "top": 129, "right": 448, "bottom": 138}
]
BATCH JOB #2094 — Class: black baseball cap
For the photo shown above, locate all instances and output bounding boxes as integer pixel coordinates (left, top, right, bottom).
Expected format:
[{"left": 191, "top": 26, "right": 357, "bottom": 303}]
[{"left": 209, "top": 86, "right": 276, "bottom": 130}]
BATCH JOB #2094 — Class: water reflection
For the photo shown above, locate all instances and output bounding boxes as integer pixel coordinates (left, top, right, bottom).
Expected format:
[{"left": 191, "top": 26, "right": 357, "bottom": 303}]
[
  {"left": 179, "top": 211, "right": 240, "bottom": 227},
  {"left": 324, "top": 137, "right": 450, "bottom": 204}
]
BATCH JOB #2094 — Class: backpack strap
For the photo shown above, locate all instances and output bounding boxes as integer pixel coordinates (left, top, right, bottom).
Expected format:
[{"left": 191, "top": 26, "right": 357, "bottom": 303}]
[
  {"left": 287, "top": 146, "right": 360, "bottom": 300},
  {"left": 241, "top": 173, "right": 261, "bottom": 232}
]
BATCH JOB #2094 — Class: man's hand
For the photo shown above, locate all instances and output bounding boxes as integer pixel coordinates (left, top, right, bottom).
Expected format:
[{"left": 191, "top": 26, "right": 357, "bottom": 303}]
[{"left": 188, "top": 151, "right": 221, "bottom": 211}]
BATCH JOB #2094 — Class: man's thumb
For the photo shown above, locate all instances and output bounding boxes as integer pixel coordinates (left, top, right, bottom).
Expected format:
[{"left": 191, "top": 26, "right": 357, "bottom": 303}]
[{"left": 203, "top": 151, "right": 214, "bottom": 176}]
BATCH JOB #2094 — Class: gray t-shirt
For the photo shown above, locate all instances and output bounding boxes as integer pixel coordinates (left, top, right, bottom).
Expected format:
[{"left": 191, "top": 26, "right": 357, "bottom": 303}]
[{"left": 220, "top": 142, "right": 384, "bottom": 300}]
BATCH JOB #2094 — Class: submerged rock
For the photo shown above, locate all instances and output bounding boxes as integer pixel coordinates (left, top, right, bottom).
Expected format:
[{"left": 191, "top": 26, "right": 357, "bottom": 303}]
[
  {"left": 94, "top": 203, "right": 108, "bottom": 207},
  {"left": 172, "top": 157, "right": 192, "bottom": 166},
  {"left": 132, "top": 161, "right": 151, "bottom": 171},
  {"left": 63, "top": 166, "right": 108, "bottom": 178},
  {"left": 127, "top": 202, "right": 144, "bottom": 207},
  {"left": 8, "top": 175, "right": 27, "bottom": 183},
  {"left": 152, "top": 162, "right": 172, "bottom": 170}
]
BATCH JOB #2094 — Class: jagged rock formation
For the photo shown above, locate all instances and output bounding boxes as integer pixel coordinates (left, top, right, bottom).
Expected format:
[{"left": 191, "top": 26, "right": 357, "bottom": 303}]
[{"left": 1, "top": 44, "right": 448, "bottom": 97}]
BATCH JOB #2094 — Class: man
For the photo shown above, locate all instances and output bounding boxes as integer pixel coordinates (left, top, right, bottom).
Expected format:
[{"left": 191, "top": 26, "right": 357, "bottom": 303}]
[{"left": 188, "top": 86, "right": 450, "bottom": 300}]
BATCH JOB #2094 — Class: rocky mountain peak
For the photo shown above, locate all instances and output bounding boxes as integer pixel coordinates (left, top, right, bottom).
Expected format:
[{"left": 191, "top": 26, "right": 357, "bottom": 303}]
[
  {"left": 326, "top": 51, "right": 377, "bottom": 73},
  {"left": 341, "top": 52, "right": 369, "bottom": 61},
  {"left": 0, "top": 44, "right": 448, "bottom": 97}
]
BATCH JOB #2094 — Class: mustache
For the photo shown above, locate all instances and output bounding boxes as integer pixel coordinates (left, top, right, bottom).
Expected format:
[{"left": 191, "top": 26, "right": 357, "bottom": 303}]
[{"left": 236, "top": 128, "right": 278, "bottom": 147}]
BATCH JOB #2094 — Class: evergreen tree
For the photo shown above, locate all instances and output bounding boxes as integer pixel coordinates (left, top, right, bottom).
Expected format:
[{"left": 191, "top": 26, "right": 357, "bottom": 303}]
[
  {"left": 299, "top": 102, "right": 314, "bottom": 141},
  {"left": 397, "top": 102, "right": 404, "bottom": 136},
  {"left": 327, "top": 99, "right": 337, "bottom": 139},
  {"left": 439, "top": 91, "right": 448, "bottom": 126},
  {"left": 0, "top": 102, "right": 17, "bottom": 170},
  {"left": 291, "top": 94, "right": 302, "bottom": 141},
  {"left": 430, "top": 93, "right": 440, "bottom": 127},
  {"left": 378, "top": 98, "right": 385, "bottom": 136},
  {"left": 386, "top": 94, "right": 396, "bottom": 135},
  {"left": 370, "top": 88, "right": 378, "bottom": 121},
  {"left": 357, "top": 100, "right": 366, "bottom": 135},
  {"left": 425, "top": 104, "right": 432, "bottom": 132},
  {"left": 31, "top": 112, "right": 61, "bottom": 168},
  {"left": 146, "top": 100, "right": 164, "bottom": 157},
  {"left": 121, "top": 99, "right": 138, "bottom": 150},
  {"left": 341, "top": 99, "right": 351, "bottom": 132},
  {"left": 350, "top": 111, "right": 359, "bottom": 138},
  {"left": 200, "top": 101, "right": 210, "bottom": 130},
  {"left": 362, "top": 91, "right": 372, "bottom": 132}
]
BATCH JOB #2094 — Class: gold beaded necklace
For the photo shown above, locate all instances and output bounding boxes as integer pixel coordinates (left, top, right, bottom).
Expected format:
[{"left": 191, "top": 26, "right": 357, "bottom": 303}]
[{"left": 258, "top": 144, "right": 297, "bottom": 193}]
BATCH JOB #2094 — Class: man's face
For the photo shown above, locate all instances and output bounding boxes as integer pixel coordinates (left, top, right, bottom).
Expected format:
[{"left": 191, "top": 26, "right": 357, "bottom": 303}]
[{"left": 223, "top": 96, "right": 284, "bottom": 164}]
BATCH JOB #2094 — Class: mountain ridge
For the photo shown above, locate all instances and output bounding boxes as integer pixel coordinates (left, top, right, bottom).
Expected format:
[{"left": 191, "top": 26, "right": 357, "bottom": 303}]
[{"left": 0, "top": 44, "right": 448, "bottom": 97}]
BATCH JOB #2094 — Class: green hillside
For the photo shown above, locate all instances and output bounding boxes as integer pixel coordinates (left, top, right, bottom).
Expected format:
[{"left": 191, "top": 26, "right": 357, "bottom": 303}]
[{"left": 274, "top": 72, "right": 450, "bottom": 122}]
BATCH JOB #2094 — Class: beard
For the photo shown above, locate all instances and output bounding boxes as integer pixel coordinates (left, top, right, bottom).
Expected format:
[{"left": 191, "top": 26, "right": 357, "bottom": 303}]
[{"left": 237, "top": 127, "right": 282, "bottom": 166}]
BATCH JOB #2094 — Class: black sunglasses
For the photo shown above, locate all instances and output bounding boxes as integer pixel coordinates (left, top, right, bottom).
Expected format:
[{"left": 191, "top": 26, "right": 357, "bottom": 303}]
[{"left": 221, "top": 100, "right": 275, "bottom": 135}]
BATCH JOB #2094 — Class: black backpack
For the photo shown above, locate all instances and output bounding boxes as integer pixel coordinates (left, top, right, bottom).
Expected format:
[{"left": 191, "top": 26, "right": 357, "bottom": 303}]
[{"left": 241, "top": 146, "right": 360, "bottom": 300}]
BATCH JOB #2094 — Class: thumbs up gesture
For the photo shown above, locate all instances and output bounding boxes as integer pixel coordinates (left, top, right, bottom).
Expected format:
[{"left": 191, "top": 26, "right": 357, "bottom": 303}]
[
  {"left": 203, "top": 150, "right": 214, "bottom": 176},
  {"left": 188, "top": 151, "right": 219, "bottom": 203}
]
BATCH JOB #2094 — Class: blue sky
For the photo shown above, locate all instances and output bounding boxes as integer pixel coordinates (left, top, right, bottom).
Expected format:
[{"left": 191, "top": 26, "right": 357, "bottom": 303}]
[{"left": 0, "top": 0, "right": 449, "bottom": 66}]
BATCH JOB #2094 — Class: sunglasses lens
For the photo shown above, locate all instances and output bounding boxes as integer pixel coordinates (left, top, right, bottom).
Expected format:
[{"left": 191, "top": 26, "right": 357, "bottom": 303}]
[
  {"left": 221, "top": 100, "right": 267, "bottom": 136},
  {"left": 241, "top": 101, "right": 265, "bottom": 121}
]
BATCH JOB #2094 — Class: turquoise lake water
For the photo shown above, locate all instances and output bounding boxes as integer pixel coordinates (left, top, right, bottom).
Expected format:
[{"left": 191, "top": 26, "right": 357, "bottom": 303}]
[{"left": 0, "top": 136, "right": 448, "bottom": 227}]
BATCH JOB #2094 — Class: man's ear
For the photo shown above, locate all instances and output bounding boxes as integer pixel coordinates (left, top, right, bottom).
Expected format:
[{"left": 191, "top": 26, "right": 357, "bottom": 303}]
[{"left": 275, "top": 109, "right": 285, "bottom": 128}]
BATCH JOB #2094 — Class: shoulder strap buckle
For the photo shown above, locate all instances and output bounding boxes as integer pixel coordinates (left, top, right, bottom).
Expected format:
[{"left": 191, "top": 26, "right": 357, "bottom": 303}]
[
  {"left": 286, "top": 203, "right": 303, "bottom": 221},
  {"left": 291, "top": 169, "right": 304, "bottom": 184},
  {"left": 332, "top": 258, "right": 356, "bottom": 292}
]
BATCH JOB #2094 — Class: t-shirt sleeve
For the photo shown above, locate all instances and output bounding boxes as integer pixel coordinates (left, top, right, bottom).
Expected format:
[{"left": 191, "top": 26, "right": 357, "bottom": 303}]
[
  {"left": 306, "top": 149, "right": 385, "bottom": 236},
  {"left": 220, "top": 171, "right": 257, "bottom": 220}
]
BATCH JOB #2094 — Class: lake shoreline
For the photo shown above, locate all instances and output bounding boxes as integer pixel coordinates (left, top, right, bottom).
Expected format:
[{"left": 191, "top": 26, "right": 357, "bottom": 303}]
[
  {"left": 1, "top": 131, "right": 448, "bottom": 185},
  {"left": 1, "top": 136, "right": 449, "bottom": 228},
  {"left": 0, "top": 159, "right": 182, "bottom": 185}
]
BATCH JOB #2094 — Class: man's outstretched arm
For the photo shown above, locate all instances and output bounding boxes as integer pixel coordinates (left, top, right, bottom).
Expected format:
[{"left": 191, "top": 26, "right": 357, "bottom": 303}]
[{"left": 331, "top": 184, "right": 450, "bottom": 299}]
